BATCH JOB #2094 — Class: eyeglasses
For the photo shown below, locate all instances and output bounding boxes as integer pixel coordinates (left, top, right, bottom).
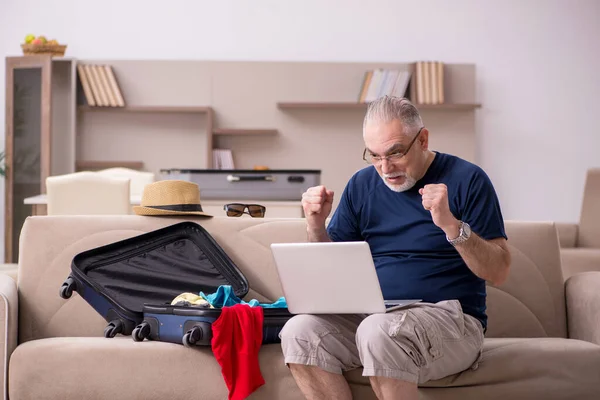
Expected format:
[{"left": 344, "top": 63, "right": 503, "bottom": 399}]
[
  {"left": 362, "top": 127, "right": 424, "bottom": 165},
  {"left": 223, "top": 203, "right": 266, "bottom": 218}
]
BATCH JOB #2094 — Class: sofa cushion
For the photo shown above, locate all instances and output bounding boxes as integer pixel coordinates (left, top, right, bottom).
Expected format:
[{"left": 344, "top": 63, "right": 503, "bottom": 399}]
[
  {"left": 18, "top": 217, "right": 570, "bottom": 343},
  {"left": 8, "top": 337, "right": 305, "bottom": 400},
  {"left": 560, "top": 248, "right": 600, "bottom": 279},
  {"left": 578, "top": 168, "right": 600, "bottom": 248},
  {"left": 555, "top": 222, "right": 578, "bottom": 248},
  {"left": 11, "top": 336, "right": 600, "bottom": 400},
  {"left": 344, "top": 338, "right": 600, "bottom": 400},
  {"left": 487, "top": 221, "right": 567, "bottom": 338}
]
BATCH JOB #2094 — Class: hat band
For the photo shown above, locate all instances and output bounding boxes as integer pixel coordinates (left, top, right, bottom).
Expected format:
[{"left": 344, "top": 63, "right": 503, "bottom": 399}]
[{"left": 147, "top": 204, "right": 204, "bottom": 212}]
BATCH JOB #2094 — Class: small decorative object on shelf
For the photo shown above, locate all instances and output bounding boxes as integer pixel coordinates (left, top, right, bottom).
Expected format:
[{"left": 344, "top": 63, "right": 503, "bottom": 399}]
[
  {"left": 21, "top": 34, "right": 67, "bottom": 56},
  {"left": 212, "top": 149, "right": 235, "bottom": 170}
]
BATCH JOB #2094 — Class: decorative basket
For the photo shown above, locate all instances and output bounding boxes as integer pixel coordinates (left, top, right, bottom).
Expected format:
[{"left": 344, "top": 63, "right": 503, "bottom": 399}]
[{"left": 21, "top": 43, "right": 67, "bottom": 57}]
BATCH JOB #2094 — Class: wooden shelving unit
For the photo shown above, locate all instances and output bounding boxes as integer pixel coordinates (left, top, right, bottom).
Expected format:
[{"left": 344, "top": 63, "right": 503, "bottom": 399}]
[
  {"left": 4, "top": 57, "right": 482, "bottom": 262},
  {"left": 78, "top": 105, "right": 212, "bottom": 113},
  {"left": 77, "top": 104, "right": 216, "bottom": 168},
  {"left": 276, "top": 102, "right": 481, "bottom": 111},
  {"left": 277, "top": 102, "right": 368, "bottom": 110},
  {"left": 213, "top": 128, "right": 278, "bottom": 136},
  {"left": 416, "top": 103, "right": 481, "bottom": 110}
]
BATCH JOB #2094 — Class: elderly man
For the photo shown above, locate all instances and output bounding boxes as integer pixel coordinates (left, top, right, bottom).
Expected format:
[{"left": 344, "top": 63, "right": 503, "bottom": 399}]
[{"left": 279, "top": 96, "right": 511, "bottom": 400}]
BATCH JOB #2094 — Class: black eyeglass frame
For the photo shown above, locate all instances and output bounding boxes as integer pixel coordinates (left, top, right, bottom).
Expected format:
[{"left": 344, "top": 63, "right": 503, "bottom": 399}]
[
  {"left": 223, "top": 203, "right": 266, "bottom": 218},
  {"left": 362, "top": 126, "right": 424, "bottom": 165}
]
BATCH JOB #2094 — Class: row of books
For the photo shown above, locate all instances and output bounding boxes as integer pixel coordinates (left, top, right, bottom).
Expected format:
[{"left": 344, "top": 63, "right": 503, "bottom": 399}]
[
  {"left": 358, "top": 69, "right": 411, "bottom": 103},
  {"left": 212, "top": 149, "right": 235, "bottom": 169},
  {"left": 356, "top": 61, "right": 446, "bottom": 105},
  {"left": 414, "top": 61, "right": 445, "bottom": 105},
  {"left": 77, "top": 64, "right": 126, "bottom": 107}
]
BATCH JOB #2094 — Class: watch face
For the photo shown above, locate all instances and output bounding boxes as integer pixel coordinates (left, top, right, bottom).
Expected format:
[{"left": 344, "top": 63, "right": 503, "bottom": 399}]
[
  {"left": 447, "top": 221, "right": 470, "bottom": 246},
  {"left": 463, "top": 222, "right": 472, "bottom": 237}
]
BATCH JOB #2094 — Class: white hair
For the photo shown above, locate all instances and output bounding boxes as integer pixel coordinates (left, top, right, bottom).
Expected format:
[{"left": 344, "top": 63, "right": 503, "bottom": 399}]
[{"left": 363, "top": 96, "right": 423, "bottom": 137}]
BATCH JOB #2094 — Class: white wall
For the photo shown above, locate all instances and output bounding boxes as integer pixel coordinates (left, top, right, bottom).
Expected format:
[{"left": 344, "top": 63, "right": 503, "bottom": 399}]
[{"left": 1, "top": 0, "right": 599, "bottom": 255}]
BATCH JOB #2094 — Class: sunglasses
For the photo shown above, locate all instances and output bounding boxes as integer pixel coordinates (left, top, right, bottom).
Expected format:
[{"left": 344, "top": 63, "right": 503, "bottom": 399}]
[{"left": 223, "top": 203, "right": 266, "bottom": 218}]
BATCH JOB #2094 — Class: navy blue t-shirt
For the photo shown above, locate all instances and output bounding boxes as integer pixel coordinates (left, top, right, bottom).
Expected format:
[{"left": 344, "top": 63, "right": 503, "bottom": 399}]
[{"left": 326, "top": 152, "right": 506, "bottom": 329}]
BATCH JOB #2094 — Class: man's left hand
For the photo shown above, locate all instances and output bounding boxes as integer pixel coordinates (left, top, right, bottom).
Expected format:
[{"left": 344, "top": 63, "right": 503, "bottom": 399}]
[{"left": 419, "top": 183, "right": 460, "bottom": 238}]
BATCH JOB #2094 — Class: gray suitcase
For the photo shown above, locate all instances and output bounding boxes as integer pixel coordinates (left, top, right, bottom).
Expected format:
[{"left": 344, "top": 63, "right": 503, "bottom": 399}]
[{"left": 159, "top": 169, "right": 321, "bottom": 201}]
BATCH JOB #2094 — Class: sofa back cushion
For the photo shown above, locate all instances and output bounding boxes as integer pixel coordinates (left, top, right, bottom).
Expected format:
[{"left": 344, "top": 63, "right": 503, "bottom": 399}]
[
  {"left": 486, "top": 220, "right": 567, "bottom": 338},
  {"left": 578, "top": 168, "right": 600, "bottom": 248},
  {"left": 17, "top": 216, "right": 566, "bottom": 343}
]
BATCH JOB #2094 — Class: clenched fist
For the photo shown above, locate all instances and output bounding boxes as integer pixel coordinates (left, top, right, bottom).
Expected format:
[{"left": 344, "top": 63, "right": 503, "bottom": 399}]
[
  {"left": 419, "top": 183, "right": 459, "bottom": 238},
  {"left": 302, "top": 185, "right": 334, "bottom": 231}
]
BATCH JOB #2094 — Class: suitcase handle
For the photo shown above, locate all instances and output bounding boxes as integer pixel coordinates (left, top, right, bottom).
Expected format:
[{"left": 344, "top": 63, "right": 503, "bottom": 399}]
[{"left": 226, "top": 174, "right": 276, "bottom": 182}]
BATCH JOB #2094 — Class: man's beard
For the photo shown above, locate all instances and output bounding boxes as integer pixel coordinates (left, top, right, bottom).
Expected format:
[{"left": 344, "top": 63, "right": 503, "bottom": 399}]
[{"left": 381, "top": 172, "right": 417, "bottom": 193}]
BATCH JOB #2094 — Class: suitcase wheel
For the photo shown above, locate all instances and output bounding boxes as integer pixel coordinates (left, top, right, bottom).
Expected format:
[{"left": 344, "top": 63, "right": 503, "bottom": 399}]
[
  {"left": 132, "top": 322, "right": 151, "bottom": 342},
  {"left": 182, "top": 326, "right": 203, "bottom": 347},
  {"left": 59, "top": 277, "right": 76, "bottom": 299},
  {"left": 104, "top": 319, "right": 124, "bottom": 338}
]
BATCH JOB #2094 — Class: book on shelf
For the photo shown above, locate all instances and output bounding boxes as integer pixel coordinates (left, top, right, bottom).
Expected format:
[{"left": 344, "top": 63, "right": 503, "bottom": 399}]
[
  {"left": 358, "top": 69, "right": 411, "bottom": 103},
  {"left": 82, "top": 64, "right": 101, "bottom": 106},
  {"left": 90, "top": 65, "right": 109, "bottom": 106},
  {"left": 97, "top": 66, "right": 117, "bottom": 107},
  {"left": 414, "top": 61, "right": 444, "bottom": 105},
  {"left": 104, "top": 65, "right": 126, "bottom": 107},
  {"left": 212, "top": 149, "right": 235, "bottom": 170},
  {"left": 77, "top": 63, "right": 126, "bottom": 107},
  {"left": 76, "top": 64, "right": 95, "bottom": 107}
]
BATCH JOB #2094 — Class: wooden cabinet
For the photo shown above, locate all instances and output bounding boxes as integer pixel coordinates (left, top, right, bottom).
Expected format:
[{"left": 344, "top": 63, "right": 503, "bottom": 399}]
[{"left": 4, "top": 56, "right": 76, "bottom": 262}]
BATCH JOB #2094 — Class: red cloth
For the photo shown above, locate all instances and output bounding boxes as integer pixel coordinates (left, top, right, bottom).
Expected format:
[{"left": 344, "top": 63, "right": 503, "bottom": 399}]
[{"left": 211, "top": 304, "right": 265, "bottom": 400}]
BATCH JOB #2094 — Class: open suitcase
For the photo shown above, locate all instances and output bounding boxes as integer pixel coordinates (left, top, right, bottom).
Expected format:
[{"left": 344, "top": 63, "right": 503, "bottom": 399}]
[{"left": 59, "top": 221, "right": 291, "bottom": 343}]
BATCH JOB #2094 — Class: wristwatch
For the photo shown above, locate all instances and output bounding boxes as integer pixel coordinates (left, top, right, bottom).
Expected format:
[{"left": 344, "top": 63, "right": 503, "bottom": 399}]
[{"left": 446, "top": 221, "right": 471, "bottom": 246}]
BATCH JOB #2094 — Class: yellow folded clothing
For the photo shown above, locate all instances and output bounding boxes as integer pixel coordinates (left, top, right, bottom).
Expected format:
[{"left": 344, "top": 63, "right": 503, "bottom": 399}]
[{"left": 171, "top": 292, "right": 213, "bottom": 308}]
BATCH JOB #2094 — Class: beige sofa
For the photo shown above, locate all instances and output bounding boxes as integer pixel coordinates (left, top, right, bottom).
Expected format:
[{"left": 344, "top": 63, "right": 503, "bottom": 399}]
[
  {"left": 557, "top": 168, "right": 600, "bottom": 279},
  {"left": 2, "top": 215, "right": 600, "bottom": 399}
]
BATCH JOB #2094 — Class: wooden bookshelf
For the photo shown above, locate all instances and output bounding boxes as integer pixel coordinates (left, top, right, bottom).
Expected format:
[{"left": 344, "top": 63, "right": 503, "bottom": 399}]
[
  {"left": 276, "top": 102, "right": 481, "bottom": 111},
  {"left": 213, "top": 128, "right": 278, "bottom": 136},
  {"left": 76, "top": 160, "right": 144, "bottom": 171},
  {"left": 78, "top": 105, "right": 212, "bottom": 113},
  {"left": 5, "top": 57, "right": 482, "bottom": 263},
  {"left": 418, "top": 103, "right": 481, "bottom": 110}
]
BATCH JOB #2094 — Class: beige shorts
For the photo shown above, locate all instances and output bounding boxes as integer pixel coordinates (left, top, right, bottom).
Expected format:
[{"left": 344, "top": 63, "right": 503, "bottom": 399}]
[{"left": 279, "top": 300, "right": 484, "bottom": 384}]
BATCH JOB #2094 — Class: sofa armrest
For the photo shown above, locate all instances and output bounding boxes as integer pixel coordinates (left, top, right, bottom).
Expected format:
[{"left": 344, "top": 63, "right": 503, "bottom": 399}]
[
  {"left": 566, "top": 272, "right": 600, "bottom": 344},
  {"left": 0, "top": 274, "right": 18, "bottom": 400},
  {"left": 555, "top": 222, "right": 578, "bottom": 248}
]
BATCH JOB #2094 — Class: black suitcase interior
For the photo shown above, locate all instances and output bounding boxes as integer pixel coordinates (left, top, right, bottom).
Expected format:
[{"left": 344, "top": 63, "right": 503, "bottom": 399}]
[{"left": 60, "top": 221, "right": 289, "bottom": 339}]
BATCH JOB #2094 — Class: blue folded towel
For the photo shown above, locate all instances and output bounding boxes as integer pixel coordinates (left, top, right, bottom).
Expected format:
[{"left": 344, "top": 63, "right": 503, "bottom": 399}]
[{"left": 200, "top": 285, "right": 287, "bottom": 308}]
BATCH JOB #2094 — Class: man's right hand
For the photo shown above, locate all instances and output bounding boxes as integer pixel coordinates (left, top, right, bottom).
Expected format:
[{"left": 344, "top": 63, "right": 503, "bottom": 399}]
[{"left": 301, "top": 185, "right": 334, "bottom": 232}]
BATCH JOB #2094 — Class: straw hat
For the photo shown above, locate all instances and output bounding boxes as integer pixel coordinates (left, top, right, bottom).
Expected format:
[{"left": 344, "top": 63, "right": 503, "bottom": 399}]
[{"left": 133, "top": 180, "right": 212, "bottom": 217}]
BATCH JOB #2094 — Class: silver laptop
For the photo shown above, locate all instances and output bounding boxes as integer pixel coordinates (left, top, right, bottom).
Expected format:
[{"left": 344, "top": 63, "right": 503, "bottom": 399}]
[{"left": 270, "top": 241, "right": 421, "bottom": 314}]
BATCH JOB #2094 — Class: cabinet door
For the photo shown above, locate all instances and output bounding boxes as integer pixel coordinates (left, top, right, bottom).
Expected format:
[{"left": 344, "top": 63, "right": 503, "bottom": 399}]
[{"left": 5, "top": 56, "right": 52, "bottom": 263}]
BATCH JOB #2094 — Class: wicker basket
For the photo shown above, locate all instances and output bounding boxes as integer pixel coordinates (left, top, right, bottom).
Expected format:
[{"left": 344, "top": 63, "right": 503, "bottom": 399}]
[{"left": 21, "top": 43, "right": 67, "bottom": 57}]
